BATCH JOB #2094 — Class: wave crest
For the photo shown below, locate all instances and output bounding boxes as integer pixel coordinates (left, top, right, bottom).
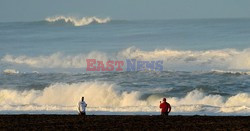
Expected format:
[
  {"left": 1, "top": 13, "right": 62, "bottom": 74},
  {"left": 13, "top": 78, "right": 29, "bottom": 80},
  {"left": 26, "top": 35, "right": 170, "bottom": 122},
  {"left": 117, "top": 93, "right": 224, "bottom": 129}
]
[
  {"left": 3, "top": 69, "right": 19, "bottom": 74},
  {"left": 1, "top": 52, "right": 108, "bottom": 68},
  {"left": 0, "top": 81, "right": 249, "bottom": 114},
  {"left": 117, "top": 47, "right": 250, "bottom": 71},
  {"left": 2, "top": 47, "right": 250, "bottom": 71},
  {"left": 45, "top": 16, "right": 111, "bottom": 26}
]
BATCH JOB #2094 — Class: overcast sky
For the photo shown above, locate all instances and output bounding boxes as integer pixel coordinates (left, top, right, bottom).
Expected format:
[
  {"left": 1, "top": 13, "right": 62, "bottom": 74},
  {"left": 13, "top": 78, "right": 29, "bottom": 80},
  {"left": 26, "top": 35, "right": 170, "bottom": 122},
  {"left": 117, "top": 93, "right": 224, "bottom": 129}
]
[{"left": 1, "top": 0, "right": 250, "bottom": 22}]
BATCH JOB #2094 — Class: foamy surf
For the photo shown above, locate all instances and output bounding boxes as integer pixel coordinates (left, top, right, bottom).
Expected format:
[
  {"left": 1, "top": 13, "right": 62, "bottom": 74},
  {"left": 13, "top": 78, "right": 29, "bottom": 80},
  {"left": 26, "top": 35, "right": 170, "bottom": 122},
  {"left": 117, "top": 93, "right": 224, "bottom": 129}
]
[
  {"left": 3, "top": 69, "right": 19, "bottom": 74},
  {"left": 1, "top": 18, "right": 250, "bottom": 116},
  {"left": 45, "top": 16, "right": 111, "bottom": 26},
  {"left": 0, "top": 81, "right": 249, "bottom": 115},
  {"left": 2, "top": 47, "right": 250, "bottom": 71}
]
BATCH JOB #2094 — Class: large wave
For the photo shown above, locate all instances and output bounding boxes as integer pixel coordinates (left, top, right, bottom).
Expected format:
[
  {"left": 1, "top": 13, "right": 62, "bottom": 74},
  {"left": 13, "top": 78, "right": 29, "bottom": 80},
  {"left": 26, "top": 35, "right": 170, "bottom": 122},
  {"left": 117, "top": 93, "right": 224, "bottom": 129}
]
[
  {"left": 2, "top": 47, "right": 250, "bottom": 71},
  {"left": 1, "top": 52, "right": 107, "bottom": 68},
  {"left": 45, "top": 16, "right": 111, "bottom": 26},
  {"left": 0, "top": 81, "right": 249, "bottom": 115}
]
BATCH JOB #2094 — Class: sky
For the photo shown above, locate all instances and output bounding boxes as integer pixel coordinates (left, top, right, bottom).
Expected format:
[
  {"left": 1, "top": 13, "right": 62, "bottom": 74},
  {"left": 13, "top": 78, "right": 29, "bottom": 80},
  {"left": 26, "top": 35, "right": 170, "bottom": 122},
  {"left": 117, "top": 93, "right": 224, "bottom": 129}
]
[{"left": 0, "top": 0, "right": 250, "bottom": 22}]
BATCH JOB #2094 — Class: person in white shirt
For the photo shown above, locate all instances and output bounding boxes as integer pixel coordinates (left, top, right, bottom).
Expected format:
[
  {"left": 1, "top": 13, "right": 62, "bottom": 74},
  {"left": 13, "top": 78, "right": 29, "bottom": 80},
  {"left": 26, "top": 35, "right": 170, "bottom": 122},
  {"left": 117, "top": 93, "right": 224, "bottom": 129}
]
[{"left": 78, "top": 96, "right": 87, "bottom": 115}]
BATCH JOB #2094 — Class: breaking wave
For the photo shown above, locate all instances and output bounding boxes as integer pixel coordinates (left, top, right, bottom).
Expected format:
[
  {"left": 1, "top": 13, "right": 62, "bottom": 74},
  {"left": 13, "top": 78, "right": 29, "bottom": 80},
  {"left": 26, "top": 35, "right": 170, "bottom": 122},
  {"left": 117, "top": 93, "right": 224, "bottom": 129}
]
[
  {"left": 118, "top": 47, "right": 250, "bottom": 71},
  {"left": 2, "top": 47, "right": 250, "bottom": 71},
  {"left": 45, "top": 16, "right": 111, "bottom": 26},
  {"left": 3, "top": 69, "right": 19, "bottom": 74},
  {"left": 0, "top": 81, "right": 249, "bottom": 115},
  {"left": 1, "top": 52, "right": 108, "bottom": 68}
]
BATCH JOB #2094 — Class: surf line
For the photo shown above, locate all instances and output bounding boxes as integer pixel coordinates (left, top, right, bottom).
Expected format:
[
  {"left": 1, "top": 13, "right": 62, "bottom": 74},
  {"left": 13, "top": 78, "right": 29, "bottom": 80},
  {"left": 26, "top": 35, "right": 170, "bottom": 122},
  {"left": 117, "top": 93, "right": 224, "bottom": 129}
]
[{"left": 86, "top": 59, "right": 163, "bottom": 71}]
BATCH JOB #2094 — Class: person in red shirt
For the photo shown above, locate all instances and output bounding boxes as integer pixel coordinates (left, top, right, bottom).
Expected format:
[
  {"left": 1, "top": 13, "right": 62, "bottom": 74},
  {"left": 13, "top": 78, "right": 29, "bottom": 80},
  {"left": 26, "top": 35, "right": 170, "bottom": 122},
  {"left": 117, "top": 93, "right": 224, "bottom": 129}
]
[{"left": 159, "top": 98, "right": 171, "bottom": 116}]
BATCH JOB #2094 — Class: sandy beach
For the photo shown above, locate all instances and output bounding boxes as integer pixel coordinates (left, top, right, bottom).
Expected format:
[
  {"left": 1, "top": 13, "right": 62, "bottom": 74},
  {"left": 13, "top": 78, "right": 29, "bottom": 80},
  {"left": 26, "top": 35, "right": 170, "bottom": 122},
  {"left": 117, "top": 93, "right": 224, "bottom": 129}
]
[{"left": 0, "top": 115, "right": 249, "bottom": 130}]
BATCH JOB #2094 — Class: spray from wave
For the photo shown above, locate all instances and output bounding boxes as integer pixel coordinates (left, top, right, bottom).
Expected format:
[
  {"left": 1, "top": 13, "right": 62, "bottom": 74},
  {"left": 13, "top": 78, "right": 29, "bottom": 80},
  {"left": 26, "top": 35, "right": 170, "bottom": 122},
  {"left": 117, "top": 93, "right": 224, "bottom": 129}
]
[
  {"left": 2, "top": 47, "right": 250, "bottom": 71},
  {"left": 0, "top": 81, "right": 249, "bottom": 115},
  {"left": 3, "top": 69, "right": 19, "bottom": 74},
  {"left": 1, "top": 52, "right": 108, "bottom": 68},
  {"left": 45, "top": 16, "right": 111, "bottom": 26}
]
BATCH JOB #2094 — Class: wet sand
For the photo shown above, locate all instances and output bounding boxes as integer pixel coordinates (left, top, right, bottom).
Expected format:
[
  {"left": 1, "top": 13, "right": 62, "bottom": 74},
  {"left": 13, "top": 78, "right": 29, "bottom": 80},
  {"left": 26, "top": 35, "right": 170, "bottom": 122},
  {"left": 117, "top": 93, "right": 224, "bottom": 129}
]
[{"left": 0, "top": 115, "right": 249, "bottom": 130}]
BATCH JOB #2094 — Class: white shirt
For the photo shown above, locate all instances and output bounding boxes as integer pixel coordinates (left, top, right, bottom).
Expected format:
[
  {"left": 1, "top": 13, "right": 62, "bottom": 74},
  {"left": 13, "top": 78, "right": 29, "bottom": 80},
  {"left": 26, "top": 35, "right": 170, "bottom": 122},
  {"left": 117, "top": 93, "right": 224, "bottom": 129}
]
[{"left": 78, "top": 101, "right": 87, "bottom": 112}]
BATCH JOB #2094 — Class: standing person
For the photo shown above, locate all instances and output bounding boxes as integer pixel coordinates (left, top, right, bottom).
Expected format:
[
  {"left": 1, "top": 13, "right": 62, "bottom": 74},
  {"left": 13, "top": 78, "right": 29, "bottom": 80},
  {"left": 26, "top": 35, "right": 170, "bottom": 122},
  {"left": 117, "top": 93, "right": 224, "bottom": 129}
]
[
  {"left": 159, "top": 98, "right": 171, "bottom": 116},
  {"left": 78, "top": 97, "right": 87, "bottom": 115}
]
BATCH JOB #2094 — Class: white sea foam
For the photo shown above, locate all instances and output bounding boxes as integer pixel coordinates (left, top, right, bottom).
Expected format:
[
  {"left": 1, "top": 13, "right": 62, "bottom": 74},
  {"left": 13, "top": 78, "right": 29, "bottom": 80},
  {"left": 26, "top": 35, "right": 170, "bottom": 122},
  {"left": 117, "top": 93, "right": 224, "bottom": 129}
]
[
  {"left": 1, "top": 52, "right": 108, "bottom": 68},
  {"left": 118, "top": 47, "right": 250, "bottom": 70},
  {"left": 2, "top": 47, "right": 250, "bottom": 71},
  {"left": 0, "top": 81, "right": 249, "bottom": 115},
  {"left": 3, "top": 69, "right": 19, "bottom": 74},
  {"left": 45, "top": 16, "right": 111, "bottom": 26},
  {"left": 210, "top": 70, "right": 250, "bottom": 75}
]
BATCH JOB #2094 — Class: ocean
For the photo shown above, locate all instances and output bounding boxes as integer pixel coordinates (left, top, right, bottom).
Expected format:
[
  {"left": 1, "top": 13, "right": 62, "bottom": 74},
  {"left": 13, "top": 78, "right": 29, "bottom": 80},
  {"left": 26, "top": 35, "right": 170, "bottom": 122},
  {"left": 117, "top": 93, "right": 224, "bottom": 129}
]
[{"left": 0, "top": 16, "right": 250, "bottom": 115}]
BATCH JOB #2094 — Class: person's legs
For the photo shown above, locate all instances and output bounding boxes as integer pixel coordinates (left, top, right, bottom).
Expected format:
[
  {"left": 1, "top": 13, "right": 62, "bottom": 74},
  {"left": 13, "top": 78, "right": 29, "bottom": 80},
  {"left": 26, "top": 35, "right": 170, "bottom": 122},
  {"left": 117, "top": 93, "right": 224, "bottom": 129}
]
[
  {"left": 161, "top": 112, "right": 169, "bottom": 116},
  {"left": 79, "top": 112, "right": 86, "bottom": 115}
]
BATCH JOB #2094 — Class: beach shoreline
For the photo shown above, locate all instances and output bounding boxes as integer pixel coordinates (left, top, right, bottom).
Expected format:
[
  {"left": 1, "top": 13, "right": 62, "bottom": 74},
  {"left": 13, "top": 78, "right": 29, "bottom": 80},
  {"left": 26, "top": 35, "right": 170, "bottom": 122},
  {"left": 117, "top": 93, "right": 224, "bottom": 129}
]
[{"left": 0, "top": 115, "right": 249, "bottom": 130}]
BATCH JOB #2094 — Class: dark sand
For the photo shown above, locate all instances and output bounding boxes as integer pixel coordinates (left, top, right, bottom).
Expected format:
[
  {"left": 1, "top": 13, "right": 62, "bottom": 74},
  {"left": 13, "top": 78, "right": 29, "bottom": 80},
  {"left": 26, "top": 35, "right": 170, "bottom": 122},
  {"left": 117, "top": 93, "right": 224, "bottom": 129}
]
[{"left": 0, "top": 115, "right": 249, "bottom": 130}]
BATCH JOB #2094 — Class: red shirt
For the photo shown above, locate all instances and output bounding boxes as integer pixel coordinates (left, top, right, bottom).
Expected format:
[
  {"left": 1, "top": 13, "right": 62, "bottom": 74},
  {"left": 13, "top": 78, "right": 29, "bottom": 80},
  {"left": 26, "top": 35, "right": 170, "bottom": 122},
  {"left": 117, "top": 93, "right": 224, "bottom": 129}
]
[{"left": 160, "top": 102, "right": 171, "bottom": 113}]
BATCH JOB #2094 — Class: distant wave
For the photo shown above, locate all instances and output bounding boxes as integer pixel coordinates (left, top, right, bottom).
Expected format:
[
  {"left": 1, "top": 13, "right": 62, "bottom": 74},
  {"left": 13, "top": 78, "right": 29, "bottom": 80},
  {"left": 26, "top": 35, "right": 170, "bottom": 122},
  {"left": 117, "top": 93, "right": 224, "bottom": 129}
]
[
  {"left": 210, "top": 70, "right": 250, "bottom": 75},
  {"left": 118, "top": 47, "right": 250, "bottom": 71},
  {"left": 1, "top": 52, "right": 108, "bottom": 68},
  {"left": 2, "top": 47, "right": 250, "bottom": 72},
  {"left": 3, "top": 69, "right": 19, "bottom": 74},
  {"left": 0, "top": 81, "right": 249, "bottom": 114},
  {"left": 45, "top": 16, "right": 111, "bottom": 26}
]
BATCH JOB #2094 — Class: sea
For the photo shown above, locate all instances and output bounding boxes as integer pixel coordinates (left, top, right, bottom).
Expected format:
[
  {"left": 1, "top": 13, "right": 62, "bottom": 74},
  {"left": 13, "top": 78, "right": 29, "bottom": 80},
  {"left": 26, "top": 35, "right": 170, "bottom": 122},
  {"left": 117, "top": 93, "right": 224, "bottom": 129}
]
[{"left": 0, "top": 16, "right": 250, "bottom": 115}]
